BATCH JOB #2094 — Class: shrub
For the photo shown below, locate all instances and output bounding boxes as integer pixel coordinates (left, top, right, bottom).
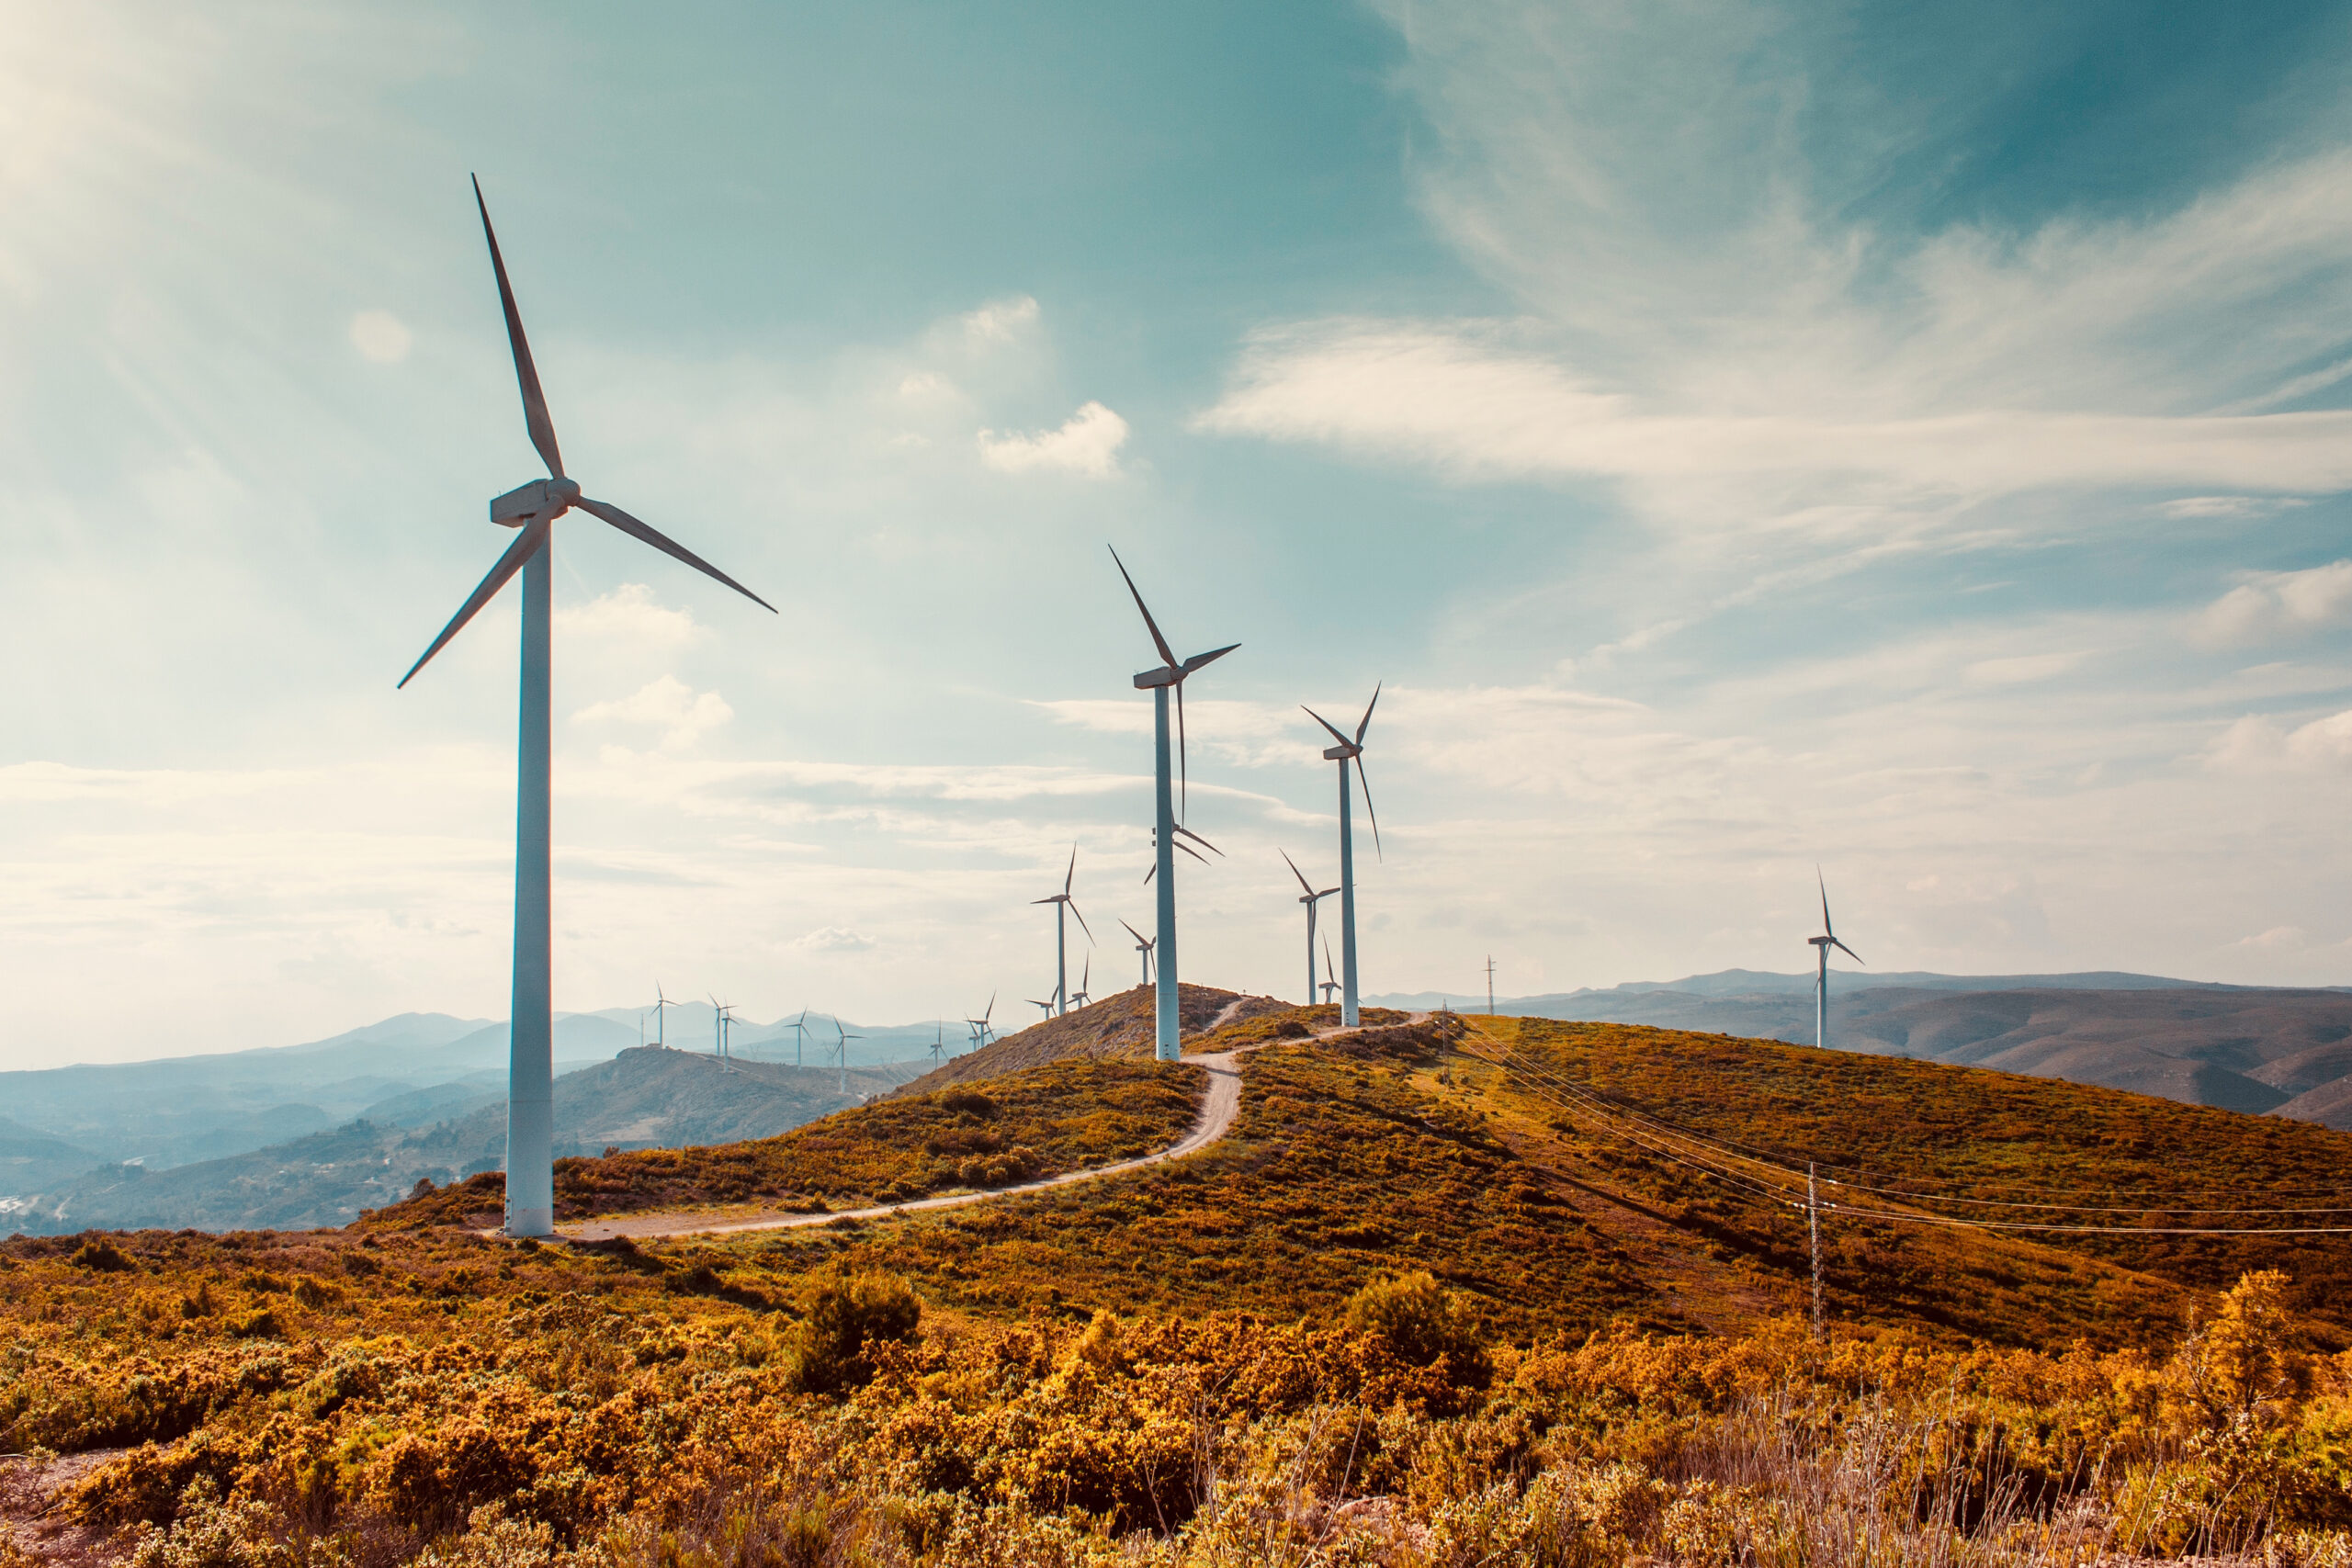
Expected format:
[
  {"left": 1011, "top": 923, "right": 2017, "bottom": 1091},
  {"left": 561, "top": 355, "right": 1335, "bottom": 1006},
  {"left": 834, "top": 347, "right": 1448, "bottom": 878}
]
[
  {"left": 1345, "top": 1270, "right": 1489, "bottom": 1381},
  {"left": 71, "top": 1238, "right": 134, "bottom": 1273},
  {"left": 792, "top": 1270, "right": 923, "bottom": 1395}
]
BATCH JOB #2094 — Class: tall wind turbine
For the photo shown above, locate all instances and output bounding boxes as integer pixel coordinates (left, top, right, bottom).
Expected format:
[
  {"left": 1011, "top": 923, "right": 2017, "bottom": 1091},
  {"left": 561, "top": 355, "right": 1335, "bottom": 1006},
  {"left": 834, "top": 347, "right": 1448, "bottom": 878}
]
[
  {"left": 398, "top": 179, "right": 774, "bottom": 1238},
  {"left": 1033, "top": 846, "right": 1093, "bottom": 1016},
  {"left": 788, "top": 1007, "right": 810, "bottom": 1068},
  {"left": 1319, "top": 937, "right": 1340, "bottom": 1005},
  {"left": 1110, "top": 547, "right": 1238, "bottom": 1062},
  {"left": 653, "top": 983, "right": 673, "bottom": 1048},
  {"left": 1303, "top": 686, "right": 1381, "bottom": 1028},
  {"left": 1120, "top": 919, "right": 1156, "bottom": 987},
  {"left": 1281, "top": 850, "right": 1340, "bottom": 1007},
  {"left": 1808, "top": 870, "right": 1864, "bottom": 1049}
]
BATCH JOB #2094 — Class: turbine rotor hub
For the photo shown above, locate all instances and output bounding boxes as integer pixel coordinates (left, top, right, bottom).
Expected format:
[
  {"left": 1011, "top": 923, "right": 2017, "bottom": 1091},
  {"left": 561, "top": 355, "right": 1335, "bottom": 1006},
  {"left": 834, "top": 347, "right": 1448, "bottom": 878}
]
[{"left": 490, "top": 476, "right": 582, "bottom": 526}]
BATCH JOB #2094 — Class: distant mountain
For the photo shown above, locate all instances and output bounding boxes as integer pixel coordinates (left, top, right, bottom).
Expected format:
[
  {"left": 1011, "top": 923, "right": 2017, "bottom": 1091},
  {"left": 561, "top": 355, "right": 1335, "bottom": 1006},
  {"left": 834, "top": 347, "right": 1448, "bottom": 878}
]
[
  {"left": 0, "top": 1046, "right": 931, "bottom": 1235},
  {"left": 1367, "top": 973, "right": 2352, "bottom": 1129}
]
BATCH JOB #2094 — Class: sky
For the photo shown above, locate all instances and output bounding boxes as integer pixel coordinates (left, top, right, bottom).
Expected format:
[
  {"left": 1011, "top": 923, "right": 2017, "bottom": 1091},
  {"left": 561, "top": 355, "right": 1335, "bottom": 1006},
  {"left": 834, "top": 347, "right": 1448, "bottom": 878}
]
[{"left": 5, "top": 0, "right": 2351, "bottom": 1068}]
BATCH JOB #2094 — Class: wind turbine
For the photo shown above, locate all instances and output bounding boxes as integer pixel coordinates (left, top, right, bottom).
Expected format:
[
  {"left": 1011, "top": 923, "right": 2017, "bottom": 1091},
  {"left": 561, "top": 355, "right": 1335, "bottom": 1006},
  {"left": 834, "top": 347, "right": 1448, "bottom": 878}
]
[
  {"left": 1281, "top": 849, "right": 1341, "bottom": 1007},
  {"left": 788, "top": 1007, "right": 810, "bottom": 1068},
  {"left": 831, "top": 1017, "right": 862, "bottom": 1096},
  {"left": 1033, "top": 846, "right": 1093, "bottom": 1016},
  {"left": 1303, "top": 686, "right": 1382, "bottom": 1028},
  {"left": 1069, "top": 953, "right": 1091, "bottom": 1010},
  {"left": 1808, "top": 870, "right": 1864, "bottom": 1049},
  {"left": 1319, "top": 937, "right": 1340, "bottom": 1005},
  {"left": 1120, "top": 919, "right": 1156, "bottom": 987},
  {"left": 710, "top": 996, "right": 734, "bottom": 1072},
  {"left": 932, "top": 1022, "right": 945, "bottom": 1066},
  {"left": 397, "top": 180, "right": 774, "bottom": 1238},
  {"left": 1109, "top": 548, "right": 1238, "bottom": 1062},
  {"left": 1027, "top": 997, "right": 1057, "bottom": 1018},
  {"left": 652, "top": 983, "right": 673, "bottom": 1048},
  {"left": 964, "top": 993, "right": 998, "bottom": 1048},
  {"left": 1143, "top": 823, "right": 1221, "bottom": 884}
]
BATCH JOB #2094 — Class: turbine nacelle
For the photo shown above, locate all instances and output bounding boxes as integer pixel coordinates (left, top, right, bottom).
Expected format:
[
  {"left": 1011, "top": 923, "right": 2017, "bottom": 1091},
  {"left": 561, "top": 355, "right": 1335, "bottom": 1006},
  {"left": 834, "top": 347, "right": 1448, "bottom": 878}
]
[
  {"left": 1320, "top": 742, "right": 1355, "bottom": 761},
  {"left": 491, "top": 477, "right": 581, "bottom": 525}
]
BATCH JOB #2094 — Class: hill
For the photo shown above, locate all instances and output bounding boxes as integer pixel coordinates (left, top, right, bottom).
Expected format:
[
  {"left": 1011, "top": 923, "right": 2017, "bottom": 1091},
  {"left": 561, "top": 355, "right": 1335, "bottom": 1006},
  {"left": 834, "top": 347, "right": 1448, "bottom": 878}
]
[
  {"left": 1406, "top": 977, "right": 2352, "bottom": 1126},
  {"left": 1, "top": 1047, "right": 922, "bottom": 1235},
  {"left": 897, "top": 982, "right": 1289, "bottom": 1090},
  {"left": 7, "top": 1006, "right": 2352, "bottom": 1564}
]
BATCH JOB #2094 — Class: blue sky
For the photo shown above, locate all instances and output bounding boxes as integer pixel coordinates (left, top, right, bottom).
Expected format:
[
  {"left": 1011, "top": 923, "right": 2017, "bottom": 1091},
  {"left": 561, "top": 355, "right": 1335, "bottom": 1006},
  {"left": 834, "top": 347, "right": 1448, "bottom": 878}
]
[{"left": 5, "top": 0, "right": 2351, "bottom": 1066}]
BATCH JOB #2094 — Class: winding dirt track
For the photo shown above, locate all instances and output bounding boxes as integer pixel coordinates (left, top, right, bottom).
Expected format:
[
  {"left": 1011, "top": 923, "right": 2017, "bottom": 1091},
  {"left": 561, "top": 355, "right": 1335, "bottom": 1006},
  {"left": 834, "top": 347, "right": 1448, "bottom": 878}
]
[{"left": 561, "top": 1012, "right": 1426, "bottom": 1243}]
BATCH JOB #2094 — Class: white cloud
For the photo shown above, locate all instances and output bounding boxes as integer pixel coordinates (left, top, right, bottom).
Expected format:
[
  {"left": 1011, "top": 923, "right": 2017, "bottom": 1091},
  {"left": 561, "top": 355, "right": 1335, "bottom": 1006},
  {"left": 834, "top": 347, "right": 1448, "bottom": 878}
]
[
  {"left": 2192, "top": 560, "right": 2352, "bottom": 647},
  {"left": 554, "top": 584, "right": 704, "bottom": 649},
  {"left": 571, "top": 675, "right": 733, "bottom": 750},
  {"left": 2203, "top": 707, "right": 2352, "bottom": 773},
  {"left": 962, "top": 296, "right": 1040, "bottom": 345},
  {"left": 978, "top": 400, "right": 1129, "bottom": 478},
  {"left": 2230, "top": 925, "right": 2308, "bottom": 951},
  {"left": 1962, "top": 652, "right": 2084, "bottom": 687},
  {"left": 349, "top": 308, "right": 411, "bottom": 364}
]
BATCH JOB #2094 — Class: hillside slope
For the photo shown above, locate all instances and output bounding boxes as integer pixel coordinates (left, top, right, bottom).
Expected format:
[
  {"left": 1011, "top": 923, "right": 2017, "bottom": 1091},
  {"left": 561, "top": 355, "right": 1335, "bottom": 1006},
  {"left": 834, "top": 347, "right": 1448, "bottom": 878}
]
[
  {"left": 896, "top": 983, "right": 1288, "bottom": 1090},
  {"left": 2, "top": 1047, "right": 919, "bottom": 1235},
  {"left": 1441, "top": 982, "right": 2352, "bottom": 1125}
]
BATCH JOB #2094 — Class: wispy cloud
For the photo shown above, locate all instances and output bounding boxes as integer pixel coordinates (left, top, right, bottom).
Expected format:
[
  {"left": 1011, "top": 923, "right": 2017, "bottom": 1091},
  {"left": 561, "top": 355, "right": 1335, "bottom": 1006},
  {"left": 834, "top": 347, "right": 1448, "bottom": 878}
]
[{"left": 2193, "top": 560, "right": 2352, "bottom": 647}]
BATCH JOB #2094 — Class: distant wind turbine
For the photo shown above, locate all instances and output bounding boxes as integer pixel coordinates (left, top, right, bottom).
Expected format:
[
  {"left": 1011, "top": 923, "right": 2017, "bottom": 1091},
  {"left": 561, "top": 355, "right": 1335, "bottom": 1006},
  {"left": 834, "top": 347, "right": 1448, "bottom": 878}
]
[
  {"left": 710, "top": 996, "right": 734, "bottom": 1072},
  {"left": 1027, "top": 996, "right": 1057, "bottom": 1018},
  {"left": 1303, "top": 685, "right": 1382, "bottom": 1028},
  {"left": 1033, "top": 846, "right": 1093, "bottom": 1016},
  {"left": 1281, "top": 849, "right": 1341, "bottom": 1008},
  {"left": 1110, "top": 547, "right": 1238, "bottom": 1061},
  {"left": 965, "top": 993, "right": 997, "bottom": 1049},
  {"left": 1319, "top": 937, "right": 1340, "bottom": 1005},
  {"left": 1808, "top": 869, "right": 1864, "bottom": 1049},
  {"left": 398, "top": 180, "right": 775, "bottom": 1236},
  {"left": 1120, "top": 919, "right": 1157, "bottom": 987},
  {"left": 1069, "top": 953, "right": 1091, "bottom": 1010},
  {"left": 788, "top": 1007, "right": 810, "bottom": 1068},
  {"left": 831, "top": 1016, "right": 862, "bottom": 1095},
  {"left": 932, "top": 1022, "right": 944, "bottom": 1066},
  {"left": 653, "top": 983, "right": 673, "bottom": 1048}
]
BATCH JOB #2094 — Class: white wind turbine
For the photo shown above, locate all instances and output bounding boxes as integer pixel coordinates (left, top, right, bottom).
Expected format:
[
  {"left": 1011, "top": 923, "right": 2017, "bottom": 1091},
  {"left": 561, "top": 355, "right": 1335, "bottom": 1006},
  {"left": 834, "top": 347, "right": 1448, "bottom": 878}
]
[
  {"left": 1808, "top": 869, "right": 1864, "bottom": 1049},
  {"left": 1032, "top": 846, "right": 1093, "bottom": 1017},
  {"left": 1303, "top": 686, "right": 1382, "bottom": 1028},
  {"left": 1120, "top": 919, "right": 1157, "bottom": 987},
  {"left": 398, "top": 180, "right": 774, "bottom": 1237},
  {"left": 1109, "top": 548, "right": 1238, "bottom": 1061},
  {"left": 831, "top": 1016, "right": 862, "bottom": 1096},
  {"left": 1281, "top": 849, "right": 1340, "bottom": 1008}
]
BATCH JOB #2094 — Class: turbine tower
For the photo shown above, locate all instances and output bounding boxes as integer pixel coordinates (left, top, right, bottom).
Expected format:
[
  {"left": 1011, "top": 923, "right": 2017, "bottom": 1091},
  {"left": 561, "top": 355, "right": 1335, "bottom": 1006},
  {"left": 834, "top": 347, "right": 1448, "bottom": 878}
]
[
  {"left": 1032, "top": 846, "right": 1093, "bottom": 1016},
  {"left": 1303, "top": 686, "right": 1382, "bottom": 1028},
  {"left": 398, "top": 179, "right": 774, "bottom": 1238},
  {"left": 1281, "top": 849, "right": 1340, "bottom": 1007},
  {"left": 1808, "top": 869, "right": 1864, "bottom": 1049},
  {"left": 1109, "top": 547, "right": 1238, "bottom": 1062},
  {"left": 710, "top": 996, "right": 734, "bottom": 1072},
  {"left": 1120, "top": 919, "right": 1156, "bottom": 987}
]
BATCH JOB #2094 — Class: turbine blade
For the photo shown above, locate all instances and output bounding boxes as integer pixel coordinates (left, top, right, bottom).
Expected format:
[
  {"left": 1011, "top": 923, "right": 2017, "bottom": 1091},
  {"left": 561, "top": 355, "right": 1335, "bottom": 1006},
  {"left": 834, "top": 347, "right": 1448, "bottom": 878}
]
[
  {"left": 1174, "top": 838, "right": 1209, "bottom": 865},
  {"left": 472, "top": 175, "right": 563, "bottom": 479},
  {"left": 1281, "top": 848, "right": 1314, "bottom": 897},
  {"left": 1120, "top": 919, "right": 1148, "bottom": 944},
  {"left": 574, "top": 496, "right": 775, "bottom": 613},
  {"left": 1173, "top": 823, "right": 1223, "bottom": 854},
  {"left": 1355, "top": 681, "right": 1381, "bottom": 745},
  {"left": 1068, "top": 900, "right": 1094, "bottom": 942},
  {"left": 1181, "top": 642, "right": 1238, "bottom": 675},
  {"left": 1817, "top": 865, "right": 1833, "bottom": 938},
  {"left": 1065, "top": 844, "right": 1077, "bottom": 896},
  {"left": 1355, "top": 755, "right": 1383, "bottom": 860},
  {"left": 1107, "top": 546, "right": 1178, "bottom": 671},
  {"left": 1301, "top": 705, "right": 1353, "bottom": 751},
  {"left": 397, "top": 515, "right": 549, "bottom": 687},
  {"left": 1143, "top": 862, "right": 1155, "bottom": 884},
  {"left": 1834, "top": 938, "right": 1865, "bottom": 964}
]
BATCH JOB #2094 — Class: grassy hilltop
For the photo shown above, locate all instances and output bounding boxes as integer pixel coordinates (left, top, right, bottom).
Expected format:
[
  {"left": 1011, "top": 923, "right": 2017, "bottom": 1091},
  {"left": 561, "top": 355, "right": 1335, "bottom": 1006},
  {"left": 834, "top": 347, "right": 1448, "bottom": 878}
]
[{"left": 6, "top": 1004, "right": 2352, "bottom": 1564}]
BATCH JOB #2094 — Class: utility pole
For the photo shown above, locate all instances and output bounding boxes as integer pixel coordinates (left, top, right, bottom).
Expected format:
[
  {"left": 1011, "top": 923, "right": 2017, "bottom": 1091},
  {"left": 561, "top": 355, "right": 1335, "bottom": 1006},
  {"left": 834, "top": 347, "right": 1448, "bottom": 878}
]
[
  {"left": 1486, "top": 955, "right": 1496, "bottom": 1015},
  {"left": 1807, "top": 1162, "right": 1824, "bottom": 1340}
]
